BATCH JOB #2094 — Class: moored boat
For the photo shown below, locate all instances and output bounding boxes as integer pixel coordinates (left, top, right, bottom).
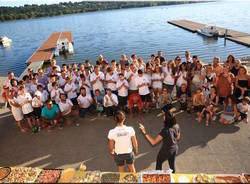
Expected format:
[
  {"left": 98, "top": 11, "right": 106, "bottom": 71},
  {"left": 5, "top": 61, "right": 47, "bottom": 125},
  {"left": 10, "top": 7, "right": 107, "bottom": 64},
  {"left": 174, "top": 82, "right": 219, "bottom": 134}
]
[
  {"left": 197, "top": 25, "right": 220, "bottom": 38},
  {"left": 0, "top": 36, "right": 12, "bottom": 47}
]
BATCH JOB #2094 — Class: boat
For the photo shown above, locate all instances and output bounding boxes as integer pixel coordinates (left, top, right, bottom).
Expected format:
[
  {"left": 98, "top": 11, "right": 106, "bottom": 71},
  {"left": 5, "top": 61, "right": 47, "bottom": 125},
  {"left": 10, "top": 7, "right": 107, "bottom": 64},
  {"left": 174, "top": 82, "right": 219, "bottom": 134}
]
[
  {"left": 197, "top": 25, "right": 220, "bottom": 38},
  {"left": 0, "top": 36, "right": 12, "bottom": 47},
  {"left": 54, "top": 38, "right": 74, "bottom": 56}
]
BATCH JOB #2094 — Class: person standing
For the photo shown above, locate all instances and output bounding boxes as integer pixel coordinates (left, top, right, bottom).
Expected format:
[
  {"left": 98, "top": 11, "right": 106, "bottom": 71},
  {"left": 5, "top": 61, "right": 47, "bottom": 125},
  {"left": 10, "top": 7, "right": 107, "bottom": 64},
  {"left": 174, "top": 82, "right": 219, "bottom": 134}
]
[
  {"left": 139, "top": 109, "right": 180, "bottom": 173},
  {"left": 108, "top": 111, "right": 138, "bottom": 172}
]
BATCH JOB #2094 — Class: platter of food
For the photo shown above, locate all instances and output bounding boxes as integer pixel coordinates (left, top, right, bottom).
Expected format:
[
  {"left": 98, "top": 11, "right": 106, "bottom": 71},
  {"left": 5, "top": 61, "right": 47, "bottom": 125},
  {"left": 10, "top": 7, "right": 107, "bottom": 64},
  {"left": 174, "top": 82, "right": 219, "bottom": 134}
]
[
  {"left": 214, "top": 174, "right": 245, "bottom": 183},
  {"left": 193, "top": 173, "right": 214, "bottom": 183},
  {"left": 70, "top": 170, "right": 86, "bottom": 183},
  {"left": 100, "top": 172, "right": 120, "bottom": 183},
  {"left": 3, "top": 167, "right": 41, "bottom": 183},
  {"left": 0, "top": 167, "right": 11, "bottom": 181},
  {"left": 58, "top": 168, "right": 76, "bottom": 183},
  {"left": 120, "top": 173, "right": 139, "bottom": 183},
  {"left": 83, "top": 171, "right": 101, "bottom": 183},
  {"left": 36, "top": 169, "right": 62, "bottom": 183},
  {"left": 171, "top": 174, "right": 194, "bottom": 183},
  {"left": 141, "top": 173, "right": 171, "bottom": 183}
]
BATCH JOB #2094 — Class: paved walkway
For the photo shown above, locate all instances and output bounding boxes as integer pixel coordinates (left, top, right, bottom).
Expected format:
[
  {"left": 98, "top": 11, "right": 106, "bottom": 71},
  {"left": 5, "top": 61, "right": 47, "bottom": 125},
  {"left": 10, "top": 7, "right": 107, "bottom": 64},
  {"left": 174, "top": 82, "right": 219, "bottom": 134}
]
[{"left": 0, "top": 108, "right": 249, "bottom": 174}]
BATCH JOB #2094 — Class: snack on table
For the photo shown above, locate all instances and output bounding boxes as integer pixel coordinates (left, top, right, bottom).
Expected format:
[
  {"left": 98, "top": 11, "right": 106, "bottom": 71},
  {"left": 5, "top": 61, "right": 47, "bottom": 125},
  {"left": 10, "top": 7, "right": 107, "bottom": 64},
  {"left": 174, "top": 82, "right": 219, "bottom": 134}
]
[
  {"left": 3, "top": 167, "right": 41, "bottom": 183},
  {"left": 70, "top": 170, "right": 86, "bottom": 183},
  {"left": 120, "top": 173, "right": 139, "bottom": 183},
  {"left": 0, "top": 167, "right": 11, "bottom": 181},
  {"left": 58, "top": 168, "right": 76, "bottom": 183},
  {"left": 193, "top": 173, "right": 214, "bottom": 183},
  {"left": 101, "top": 172, "right": 120, "bottom": 183},
  {"left": 142, "top": 174, "right": 171, "bottom": 183},
  {"left": 243, "top": 174, "right": 250, "bottom": 183},
  {"left": 172, "top": 174, "right": 193, "bottom": 183},
  {"left": 83, "top": 171, "right": 101, "bottom": 183},
  {"left": 36, "top": 169, "right": 61, "bottom": 183},
  {"left": 214, "top": 175, "right": 243, "bottom": 183}
]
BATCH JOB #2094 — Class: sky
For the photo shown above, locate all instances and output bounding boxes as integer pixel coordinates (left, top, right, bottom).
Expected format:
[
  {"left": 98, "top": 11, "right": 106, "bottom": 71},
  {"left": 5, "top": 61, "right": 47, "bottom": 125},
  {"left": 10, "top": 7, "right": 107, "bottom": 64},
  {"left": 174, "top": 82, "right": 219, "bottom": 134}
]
[{"left": 0, "top": 0, "right": 226, "bottom": 7}]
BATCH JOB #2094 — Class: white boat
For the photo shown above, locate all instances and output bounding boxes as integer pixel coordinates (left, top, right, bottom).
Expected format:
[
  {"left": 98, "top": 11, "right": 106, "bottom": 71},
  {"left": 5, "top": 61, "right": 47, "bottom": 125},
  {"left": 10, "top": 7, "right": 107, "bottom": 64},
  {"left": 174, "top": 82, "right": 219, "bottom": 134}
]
[
  {"left": 0, "top": 36, "right": 12, "bottom": 47},
  {"left": 197, "top": 25, "right": 220, "bottom": 37},
  {"left": 54, "top": 38, "right": 74, "bottom": 56}
]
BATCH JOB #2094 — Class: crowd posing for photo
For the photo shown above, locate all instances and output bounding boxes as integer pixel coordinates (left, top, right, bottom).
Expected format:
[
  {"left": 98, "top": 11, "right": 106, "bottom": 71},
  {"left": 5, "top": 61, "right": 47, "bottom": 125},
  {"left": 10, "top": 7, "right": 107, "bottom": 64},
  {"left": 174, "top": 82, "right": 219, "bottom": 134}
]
[{"left": 1, "top": 51, "right": 250, "bottom": 133}]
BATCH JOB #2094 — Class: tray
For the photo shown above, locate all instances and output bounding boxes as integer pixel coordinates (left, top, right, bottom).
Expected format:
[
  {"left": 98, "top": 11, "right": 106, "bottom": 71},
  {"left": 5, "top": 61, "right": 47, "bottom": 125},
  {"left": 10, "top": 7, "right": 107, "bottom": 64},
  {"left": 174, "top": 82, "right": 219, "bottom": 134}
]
[
  {"left": 119, "top": 172, "right": 139, "bottom": 183},
  {"left": 140, "top": 173, "right": 171, "bottom": 183},
  {"left": 36, "top": 169, "right": 62, "bottom": 183},
  {"left": 192, "top": 173, "right": 214, "bottom": 183},
  {"left": 0, "top": 167, "right": 11, "bottom": 181},
  {"left": 100, "top": 172, "right": 120, "bottom": 183},
  {"left": 214, "top": 174, "right": 245, "bottom": 183},
  {"left": 58, "top": 168, "right": 76, "bottom": 183},
  {"left": 83, "top": 171, "right": 101, "bottom": 183}
]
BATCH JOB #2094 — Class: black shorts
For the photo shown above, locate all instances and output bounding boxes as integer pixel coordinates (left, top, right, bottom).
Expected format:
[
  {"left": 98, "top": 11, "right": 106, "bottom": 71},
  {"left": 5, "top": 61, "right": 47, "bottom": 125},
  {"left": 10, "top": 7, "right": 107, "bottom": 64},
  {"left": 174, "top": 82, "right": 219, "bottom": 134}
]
[
  {"left": 33, "top": 107, "right": 41, "bottom": 118},
  {"left": 70, "top": 97, "right": 78, "bottom": 106},
  {"left": 114, "top": 152, "right": 135, "bottom": 166},
  {"left": 140, "top": 94, "right": 151, "bottom": 102},
  {"left": 118, "top": 96, "right": 128, "bottom": 107},
  {"left": 194, "top": 105, "right": 205, "bottom": 113},
  {"left": 24, "top": 111, "right": 34, "bottom": 118}
]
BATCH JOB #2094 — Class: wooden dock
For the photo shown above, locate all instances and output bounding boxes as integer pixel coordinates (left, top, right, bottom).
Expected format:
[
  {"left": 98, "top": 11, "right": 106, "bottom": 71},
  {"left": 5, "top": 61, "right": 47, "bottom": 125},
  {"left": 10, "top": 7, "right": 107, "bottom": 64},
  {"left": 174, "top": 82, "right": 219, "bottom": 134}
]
[
  {"left": 19, "top": 31, "right": 73, "bottom": 79},
  {"left": 168, "top": 19, "right": 250, "bottom": 47}
]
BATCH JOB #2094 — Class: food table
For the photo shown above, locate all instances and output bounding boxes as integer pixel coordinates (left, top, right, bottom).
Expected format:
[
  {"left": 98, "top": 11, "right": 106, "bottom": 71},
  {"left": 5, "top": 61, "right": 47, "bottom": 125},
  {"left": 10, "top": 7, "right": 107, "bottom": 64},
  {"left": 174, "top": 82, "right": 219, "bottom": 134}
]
[{"left": 0, "top": 167, "right": 249, "bottom": 183}]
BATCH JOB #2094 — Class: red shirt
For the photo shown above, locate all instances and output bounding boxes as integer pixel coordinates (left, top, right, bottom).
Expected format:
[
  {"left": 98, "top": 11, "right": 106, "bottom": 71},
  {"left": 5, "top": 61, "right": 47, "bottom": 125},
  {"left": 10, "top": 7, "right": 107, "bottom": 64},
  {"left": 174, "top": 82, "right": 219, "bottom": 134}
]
[{"left": 128, "top": 93, "right": 142, "bottom": 109}]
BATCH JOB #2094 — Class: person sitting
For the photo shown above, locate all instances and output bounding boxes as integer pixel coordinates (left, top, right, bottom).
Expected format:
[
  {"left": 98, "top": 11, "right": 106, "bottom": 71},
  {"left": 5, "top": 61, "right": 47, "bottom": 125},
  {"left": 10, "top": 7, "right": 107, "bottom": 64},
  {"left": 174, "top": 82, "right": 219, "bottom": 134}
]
[
  {"left": 77, "top": 87, "right": 96, "bottom": 118},
  {"left": 41, "top": 99, "right": 61, "bottom": 129},
  {"left": 193, "top": 88, "right": 205, "bottom": 121},
  {"left": 59, "top": 93, "right": 79, "bottom": 127},
  {"left": 159, "top": 88, "right": 172, "bottom": 109},
  {"left": 236, "top": 97, "right": 250, "bottom": 124},
  {"left": 104, "top": 88, "right": 118, "bottom": 116},
  {"left": 219, "top": 96, "right": 237, "bottom": 125},
  {"left": 128, "top": 93, "right": 142, "bottom": 119},
  {"left": 177, "top": 83, "right": 191, "bottom": 112}
]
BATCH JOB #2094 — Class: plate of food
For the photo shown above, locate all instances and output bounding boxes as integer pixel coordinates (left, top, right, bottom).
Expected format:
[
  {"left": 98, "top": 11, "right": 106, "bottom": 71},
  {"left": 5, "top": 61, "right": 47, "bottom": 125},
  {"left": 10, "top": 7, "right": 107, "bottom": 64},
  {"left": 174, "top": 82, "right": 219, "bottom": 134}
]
[
  {"left": 36, "top": 169, "right": 62, "bottom": 183},
  {"left": 120, "top": 173, "right": 139, "bottom": 183},
  {"left": 58, "top": 168, "right": 76, "bottom": 183},
  {"left": 83, "top": 171, "right": 101, "bottom": 183},
  {"left": 193, "top": 173, "right": 214, "bottom": 183},
  {"left": 214, "top": 174, "right": 245, "bottom": 183},
  {"left": 100, "top": 172, "right": 120, "bottom": 183},
  {"left": 0, "top": 167, "right": 11, "bottom": 181},
  {"left": 3, "top": 167, "right": 41, "bottom": 183},
  {"left": 141, "top": 173, "right": 171, "bottom": 183}
]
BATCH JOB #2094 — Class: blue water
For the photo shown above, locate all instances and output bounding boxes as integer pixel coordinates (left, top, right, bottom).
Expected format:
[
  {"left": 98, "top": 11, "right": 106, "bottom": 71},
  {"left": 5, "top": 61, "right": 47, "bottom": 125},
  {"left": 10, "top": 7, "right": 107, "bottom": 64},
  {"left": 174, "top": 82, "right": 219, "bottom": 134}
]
[{"left": 0, "top": 1, "right": 250, "bottom": 76}]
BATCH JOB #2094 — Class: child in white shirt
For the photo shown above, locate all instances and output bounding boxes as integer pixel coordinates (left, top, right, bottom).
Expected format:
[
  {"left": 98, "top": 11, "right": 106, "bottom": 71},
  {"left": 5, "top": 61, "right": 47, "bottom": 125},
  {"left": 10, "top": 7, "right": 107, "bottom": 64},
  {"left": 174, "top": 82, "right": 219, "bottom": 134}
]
[{"left": 237, "top": 97, "right": 250, "bottom": 123}]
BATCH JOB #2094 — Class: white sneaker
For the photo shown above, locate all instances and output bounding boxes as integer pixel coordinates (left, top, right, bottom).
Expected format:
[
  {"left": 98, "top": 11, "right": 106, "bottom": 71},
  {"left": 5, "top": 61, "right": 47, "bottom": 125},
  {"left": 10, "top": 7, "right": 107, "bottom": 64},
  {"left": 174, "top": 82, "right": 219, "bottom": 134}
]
[
  {"left": 156, "top": 103, "right": 159, "bottom": 109},
  {"left": 76, "top": 123, "right": 80, "bottom": 127}
]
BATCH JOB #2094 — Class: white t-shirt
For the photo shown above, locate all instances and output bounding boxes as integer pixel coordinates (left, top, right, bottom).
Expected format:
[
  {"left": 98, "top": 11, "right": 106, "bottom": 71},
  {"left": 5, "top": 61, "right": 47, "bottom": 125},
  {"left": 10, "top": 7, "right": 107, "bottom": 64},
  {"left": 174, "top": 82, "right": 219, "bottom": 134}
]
[
  {"left": 79, "top": 80, "right": 91, "bottom": 96},
  {"left": 30, "top": 84, "right": 38, "bottom": 95},
  {"left": 36, "top": 90, "right": 48, "bottom": 103},
  {"left": 77, "top": 94, "right": 92, "bottom": 108},
  {"left": 125, "top": 71, "right": 138, "bottom": 91},
  {"left": 32, "top": 97, "right": 43, "bottom": 107},
  {"left": 90, "top": 71, "right": 104, "bottom": 92},
  {"left": 163, "top": 68, "right": 175, "bottom": 85},
  {"left": 58, "top": 76, "right": 66, "bottom": 88},
  {"left": 59, "top": 99, "right": 73, "bottom": 115},
  {"left": 106, "top": 73, "right": 118, "bottom": 91},
  {"left": 108, "top": 125, "right": 135, "bottom": 154},
  {"left": 176, "top": 71, "right": 187, "bottom": 87},
  {"left": 116, "top": 79, "right": 129, "bottom": 97},
  {"left": 50, "top": 88, "right": 64, "bottom": 104},
  {"left": 47, "top": 82, "right": 53, "bottom": 93},
  {"left": 104, "top": 93, "right": 118, "bottom": 107},
  {"left": 17, "top": 93, "right": 33, "bottom": 114},
  {"left": 237, "top": 103, "right": 250, "bottom": 114},
  {"left": 136, "top": 76, "right": 150, "bottom": 95},
  {"left": 152, "top": 73, "right": 163, "bottom": 89},
  {"left": 64, "top": 83, "right": 77, "bottom": 99}
]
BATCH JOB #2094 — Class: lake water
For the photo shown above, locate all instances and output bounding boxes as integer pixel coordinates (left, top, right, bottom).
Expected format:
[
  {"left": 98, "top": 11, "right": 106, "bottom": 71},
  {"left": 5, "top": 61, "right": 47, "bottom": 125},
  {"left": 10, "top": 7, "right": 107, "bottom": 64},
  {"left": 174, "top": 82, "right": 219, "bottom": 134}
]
[{"left": 0, "top": 1, "right": 250, "bottom": 76}]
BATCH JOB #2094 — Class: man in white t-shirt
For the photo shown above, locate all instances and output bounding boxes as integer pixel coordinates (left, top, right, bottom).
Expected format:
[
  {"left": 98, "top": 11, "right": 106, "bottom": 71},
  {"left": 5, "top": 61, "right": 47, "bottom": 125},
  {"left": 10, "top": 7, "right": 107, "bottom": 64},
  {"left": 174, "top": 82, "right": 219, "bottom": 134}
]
[
  {"left": 108, "top": 111, "right": 138, "bottom": 172},
  {"left": 136, "top": 69, "right": 151, "bottom": 112},
  {"left": 77, "top": 87, "right": 96, "bottom": 118},
  {"left": 64, "top": 76, "right": 78, "bottom": 106},
  {"left": 104, "top": 88, "right": 118, "bottom": 116},
  {"left": 125, "top": 64, "right": 138, "bottom": 94},
  {"left": 51, "top": 82, "right": 64, "bottom": 104},
  {"left": 17, "top": 85, "right": 35, "bottom": 129},
  {"left": 90, "top": 65, "right": 105, "bottom": 94},
  {"left": 59, "top": 93, "right": 79, "bottom": 126},
  {"left": 106, "top": 67, "right": 118, "bottom": 94},
  {"left": 116, "top": 73, "right": 129, "bottom": 112}
]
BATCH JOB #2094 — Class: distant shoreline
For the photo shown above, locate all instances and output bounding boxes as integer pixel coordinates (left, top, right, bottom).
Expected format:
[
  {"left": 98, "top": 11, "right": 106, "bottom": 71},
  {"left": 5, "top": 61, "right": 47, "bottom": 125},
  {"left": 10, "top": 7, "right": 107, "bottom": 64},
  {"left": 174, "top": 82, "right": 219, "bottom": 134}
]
[{"left": 0, "top": 1, "right": 212, "bottom": 23}]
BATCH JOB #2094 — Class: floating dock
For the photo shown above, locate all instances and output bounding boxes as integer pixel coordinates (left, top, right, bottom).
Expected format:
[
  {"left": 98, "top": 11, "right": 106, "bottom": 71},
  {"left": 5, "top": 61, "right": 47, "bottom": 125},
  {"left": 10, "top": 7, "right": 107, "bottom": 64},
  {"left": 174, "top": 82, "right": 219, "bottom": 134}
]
[
  {"left": 168, "top": 19, "right": 250, "bottom": 47},
  {"left": 19, "top": 31, "right": 73, "bottom": 79}
]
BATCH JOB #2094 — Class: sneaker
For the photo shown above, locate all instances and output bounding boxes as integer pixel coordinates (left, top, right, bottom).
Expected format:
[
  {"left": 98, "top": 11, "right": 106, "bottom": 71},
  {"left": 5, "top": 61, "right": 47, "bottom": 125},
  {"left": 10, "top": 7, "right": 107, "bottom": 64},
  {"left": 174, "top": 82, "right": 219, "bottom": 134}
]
[
  {"left": 76, "top": 123, "right": 80, "bottom": 127},
  {"left": 38, "top": 126, "right": 41, "bottom": 132},
  {"left": 238, "top": 96, "right": 243, "bottom": 100},
  {"left": 58, "top": 125, "right": 63, "bottom": 130},
  {"left": 212, "top": 116, "right": 217, "bottom": 121}
]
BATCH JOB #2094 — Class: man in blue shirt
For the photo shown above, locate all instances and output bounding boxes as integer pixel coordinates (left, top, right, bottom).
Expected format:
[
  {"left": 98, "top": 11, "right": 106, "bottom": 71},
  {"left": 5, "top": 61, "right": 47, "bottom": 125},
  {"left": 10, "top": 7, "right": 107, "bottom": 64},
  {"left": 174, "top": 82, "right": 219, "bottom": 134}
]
[{"left": 42, "top": 99, "right": 61, "bottom": 129}]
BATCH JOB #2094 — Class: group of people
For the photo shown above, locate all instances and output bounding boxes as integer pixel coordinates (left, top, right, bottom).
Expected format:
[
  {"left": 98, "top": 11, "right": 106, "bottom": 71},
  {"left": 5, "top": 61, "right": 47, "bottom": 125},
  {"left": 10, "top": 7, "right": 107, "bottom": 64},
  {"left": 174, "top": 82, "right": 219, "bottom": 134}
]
[{"left": 1, "top": 51, "right": 250, "bottom": 133}]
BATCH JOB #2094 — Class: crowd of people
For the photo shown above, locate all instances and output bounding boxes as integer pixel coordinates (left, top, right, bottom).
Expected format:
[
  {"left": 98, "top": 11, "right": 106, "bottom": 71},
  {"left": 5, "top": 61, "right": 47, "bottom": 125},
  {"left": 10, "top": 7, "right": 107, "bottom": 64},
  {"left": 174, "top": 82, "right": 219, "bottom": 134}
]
[{"left": 1, "top": 51, "right": 250, "bottom": 133}]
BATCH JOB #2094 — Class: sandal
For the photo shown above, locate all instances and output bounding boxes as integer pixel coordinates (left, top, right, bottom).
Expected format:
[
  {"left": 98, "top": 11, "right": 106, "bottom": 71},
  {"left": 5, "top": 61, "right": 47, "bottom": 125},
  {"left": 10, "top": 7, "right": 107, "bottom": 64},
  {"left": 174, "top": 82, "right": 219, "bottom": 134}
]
[{"left": 205, "top": 122, "right": 209, "bottom": 126}]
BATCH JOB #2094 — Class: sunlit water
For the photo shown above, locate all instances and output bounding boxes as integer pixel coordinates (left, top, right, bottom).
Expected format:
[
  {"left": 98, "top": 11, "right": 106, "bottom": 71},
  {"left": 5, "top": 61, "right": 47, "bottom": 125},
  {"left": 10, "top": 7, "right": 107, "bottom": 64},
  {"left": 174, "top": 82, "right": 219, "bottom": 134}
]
[{"left": 0, "top": 1, "right": 250, "bottom": 76}]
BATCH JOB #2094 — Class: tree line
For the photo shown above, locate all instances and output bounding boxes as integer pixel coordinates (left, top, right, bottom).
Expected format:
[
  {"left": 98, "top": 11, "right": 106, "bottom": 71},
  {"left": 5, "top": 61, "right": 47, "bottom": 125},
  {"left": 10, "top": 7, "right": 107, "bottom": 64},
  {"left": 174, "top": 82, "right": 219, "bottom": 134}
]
[{"left": 0, "top": 1, "right": 206, "bottom": 22}]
